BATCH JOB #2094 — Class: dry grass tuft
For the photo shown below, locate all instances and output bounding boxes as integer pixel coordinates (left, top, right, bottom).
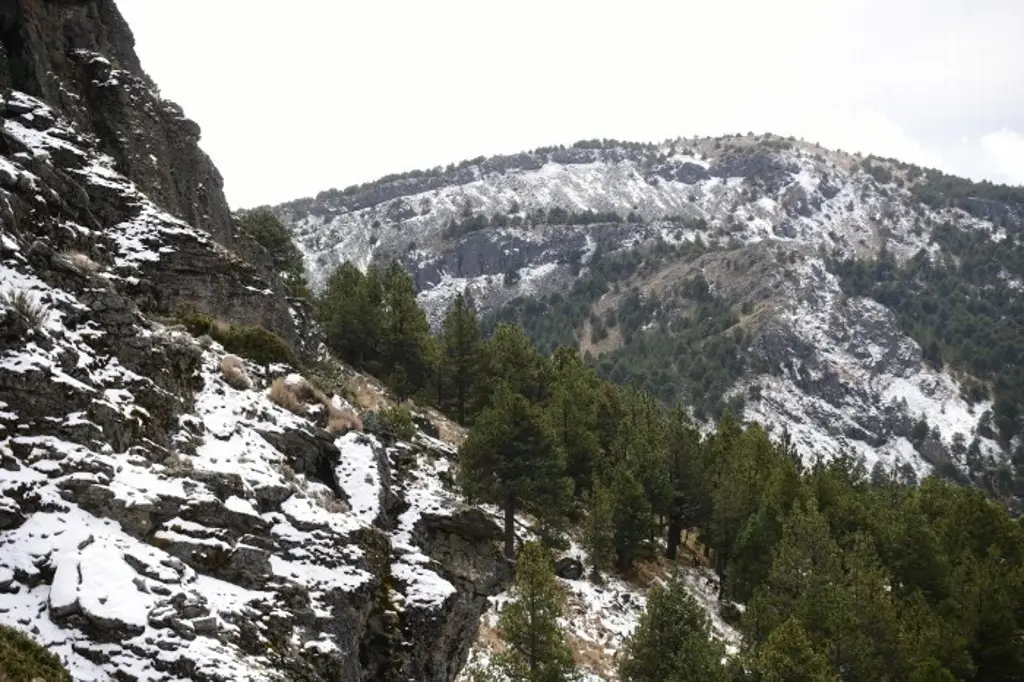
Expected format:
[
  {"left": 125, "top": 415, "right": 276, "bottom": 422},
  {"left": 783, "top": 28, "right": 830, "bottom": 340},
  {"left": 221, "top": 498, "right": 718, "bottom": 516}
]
[
  {"left": 0, "top": 288, "right": 49, "bottom": 329},
  {"left": 269, "top": 374, "right": 364, "bottom": 433},
  {"left": 269, "top": 377, "right": 306, "bottom": 415},
  {"left": 328, "top": 410, "right": 363, "bottom": 434},
  {"left": 60, "top": 249, "right": 100, "bottom": 274},
  {"left": 220, "top": 354, "right": 253, "bottom": 390}
]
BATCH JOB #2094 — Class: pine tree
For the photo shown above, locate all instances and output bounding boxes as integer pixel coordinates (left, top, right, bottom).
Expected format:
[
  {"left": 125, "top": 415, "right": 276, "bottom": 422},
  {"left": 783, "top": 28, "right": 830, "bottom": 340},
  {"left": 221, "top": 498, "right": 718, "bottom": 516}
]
[
  {"left": 318, "top": 261, "right": 382, "bottom": 368},
  {"left": 584, "top": 479, "right": 615, "bottom": 581},
  {"left": 665, "top": 406, "right": 707, "bottom": 559},
  {"left": 708, "top": 422, "right": 779, "bottom": 596},
  {"left": 755, "top": 617, "right": 838, "bottom": 682},
  {"left": 547, "top": 347, "right": 601, "bottom": 496},
  {"left": 479, "top": 323, "right": 550, "bottom": 408},
  {"left": 492, "top": 542, "right": 578, "bottom": 682},
  {"left": 457, "top": 387, "right": 571, "bottom": 559},
  {"left": 743, "top": 498, "right": 842, "bottom": 645},
  {"left": 610, "top": 463, "right": 653, "bottom": 571},
  {"left": 439, "top": 292, "right": 482, "bottom": 423},
  {"left": 379, "top": 260, "right": 433, "bottom": 399},
  {"left": 618, "top": 578, "right": 728, "bottom": 682}
]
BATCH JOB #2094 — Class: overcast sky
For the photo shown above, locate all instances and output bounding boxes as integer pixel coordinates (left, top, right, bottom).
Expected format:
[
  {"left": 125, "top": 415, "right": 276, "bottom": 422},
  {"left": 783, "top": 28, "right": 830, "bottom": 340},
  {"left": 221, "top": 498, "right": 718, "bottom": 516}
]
[{"left": 115, "top": 0, "right": 1024, "bottom": 210}]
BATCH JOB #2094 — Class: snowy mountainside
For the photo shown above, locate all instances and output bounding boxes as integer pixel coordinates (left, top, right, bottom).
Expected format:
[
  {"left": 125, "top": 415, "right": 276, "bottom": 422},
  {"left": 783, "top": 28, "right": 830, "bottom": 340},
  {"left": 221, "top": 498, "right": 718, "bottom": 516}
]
[
  {"left": 275, "top": 136, "right": 1021, "bottom": 481},
  {"left": 0, "top": 86, "right": 517, "bottom": 679}
]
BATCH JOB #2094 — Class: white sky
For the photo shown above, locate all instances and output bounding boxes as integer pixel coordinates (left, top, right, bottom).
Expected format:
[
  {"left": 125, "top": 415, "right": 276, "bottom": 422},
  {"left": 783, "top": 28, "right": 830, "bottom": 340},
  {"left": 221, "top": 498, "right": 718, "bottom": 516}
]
[{"left": 115, "top": 0, "right": 1024, "bottom": 209}]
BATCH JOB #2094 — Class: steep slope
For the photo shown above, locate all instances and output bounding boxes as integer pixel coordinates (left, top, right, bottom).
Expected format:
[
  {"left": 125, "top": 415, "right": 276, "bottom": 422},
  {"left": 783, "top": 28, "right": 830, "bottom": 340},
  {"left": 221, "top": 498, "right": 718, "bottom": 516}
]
[
  {"left": 1, "top": 0, "right": 300, "bottom": 307},
  {"left": 275, "top": 137, "right": 1022, "bottom": 490},
  {"left": 0, "top": 86, "right": 515, "bottom": 680},
  {"left": 0, "top": 2, "right": 520, "bottom": 677}
]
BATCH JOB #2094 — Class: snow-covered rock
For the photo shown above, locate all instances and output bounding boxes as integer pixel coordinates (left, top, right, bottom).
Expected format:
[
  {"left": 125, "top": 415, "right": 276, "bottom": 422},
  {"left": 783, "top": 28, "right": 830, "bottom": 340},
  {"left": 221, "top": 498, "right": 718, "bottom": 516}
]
[{"left": 0, "top": 87, "right": 508, "bottom": 680}]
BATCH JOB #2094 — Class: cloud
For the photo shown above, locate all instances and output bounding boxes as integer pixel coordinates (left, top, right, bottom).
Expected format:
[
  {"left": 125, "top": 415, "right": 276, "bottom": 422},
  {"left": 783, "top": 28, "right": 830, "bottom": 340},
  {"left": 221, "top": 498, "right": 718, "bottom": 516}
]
[
  {"left": 115, "top": 0, "right": 1024, "bottom": 208},
  {"left": 979, "top": 129, "right": 1024, "bottom": 185}
]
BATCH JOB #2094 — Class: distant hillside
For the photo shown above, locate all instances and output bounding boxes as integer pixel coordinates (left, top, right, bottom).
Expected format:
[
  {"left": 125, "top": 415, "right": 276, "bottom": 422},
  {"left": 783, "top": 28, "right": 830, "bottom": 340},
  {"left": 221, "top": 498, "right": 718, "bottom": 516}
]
[{"left": 274, "top": 134, "right": 1024, "bottom": 502}]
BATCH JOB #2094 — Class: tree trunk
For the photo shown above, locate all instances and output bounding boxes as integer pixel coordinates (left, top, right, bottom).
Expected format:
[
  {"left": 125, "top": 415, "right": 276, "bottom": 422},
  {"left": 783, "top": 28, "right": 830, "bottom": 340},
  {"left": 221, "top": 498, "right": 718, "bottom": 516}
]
[
  {"left": 504, "top": 494, "right": 516, "bottom": 561},
  {"left": 666, "top": 513, "right": 682, "bottom": 559}
]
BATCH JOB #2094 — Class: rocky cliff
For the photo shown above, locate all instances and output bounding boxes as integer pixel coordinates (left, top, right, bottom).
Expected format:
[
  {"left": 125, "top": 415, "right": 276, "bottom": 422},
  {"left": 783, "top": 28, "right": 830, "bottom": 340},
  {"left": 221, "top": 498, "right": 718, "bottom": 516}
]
[
  {"left": 0, "top": 2, "right": 510, "bottom": 679},
  {"left": 1, "top": 0, "right": 302, "bottom": 330}
]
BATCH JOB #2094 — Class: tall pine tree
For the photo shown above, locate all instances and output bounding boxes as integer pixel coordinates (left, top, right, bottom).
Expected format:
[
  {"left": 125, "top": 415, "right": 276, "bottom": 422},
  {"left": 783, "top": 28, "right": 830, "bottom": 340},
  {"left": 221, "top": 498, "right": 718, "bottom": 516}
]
[
  {"left": 547, "top": 347, "right": 601, "bottom": 496},
  {"left": 479, "top": 323, "right": 550, "bottom": 408},
  {"left": 618, "top": 577, "right": 728, "bottom": 681},
  {"left": 379, "top": 260, "right": 433, "bottom": 399},
  {"left": 457, "top": 386, "right": 571, "bottom": 559},
  {"left": 439, "top": 292, "right": 482, "bottom": 423},
  {"left": 318, "top": 261, "right": 382, "bottom": 368},
  {"left": 492, "top": 542, "right": 578, "bottom": 682}
]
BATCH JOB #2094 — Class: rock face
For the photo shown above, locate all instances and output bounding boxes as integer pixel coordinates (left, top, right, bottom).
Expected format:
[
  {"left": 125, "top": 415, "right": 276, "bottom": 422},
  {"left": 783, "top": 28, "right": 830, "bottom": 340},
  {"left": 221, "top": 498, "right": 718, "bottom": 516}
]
[
  {"left": 0, "top": 0, "right": 230, "bottom": 244},
  {"left": 0, "top": 7, "right": 508, "bottom": 679},
  {"left": 0, "top": 0, "right": 302, "bottom": 336},
  {"left": 276, "top": 137, "right": 1020, "bottom": 480}
]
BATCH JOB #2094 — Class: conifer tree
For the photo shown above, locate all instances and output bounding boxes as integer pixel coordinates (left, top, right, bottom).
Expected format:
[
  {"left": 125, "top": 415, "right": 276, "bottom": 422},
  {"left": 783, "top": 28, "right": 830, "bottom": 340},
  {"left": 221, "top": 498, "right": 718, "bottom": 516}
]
[
  {"left": 547, "top": 347, "right": 601, "bottom": 496},
  {"left": 379, "top": 260, "right": 433, "bottom": 399},
  {"left": 618, "top": 578, "right": 728, "bottom": 682},
  {"left": 755, "top": 617, "right": 838, "bottom": 682},
  {"left": 492, "top": 541, "right": 578, "bottom": 682},
  {"left": 743, "top": 497, "right": 842, "bottom": 645},
  {"left": 439, "top": 292, "right": 482, "bottom": 423},
  {"left": 610, "top": 463, "right": 653, "bottom": 571},
  {"left": 665, "top": 406, "right": 707, "bottom": 559},
  {"left": 319, "top": 261, "right": 382, "bottom": 368},
  {"left": 584, "top": 479, "right": 615, "bottom": 581},
  {"left": 479, "top": 323, "right": 550, "bottom": 408},
  {"left": 457, "top": 387, "right": 571, "bottom": 559}
]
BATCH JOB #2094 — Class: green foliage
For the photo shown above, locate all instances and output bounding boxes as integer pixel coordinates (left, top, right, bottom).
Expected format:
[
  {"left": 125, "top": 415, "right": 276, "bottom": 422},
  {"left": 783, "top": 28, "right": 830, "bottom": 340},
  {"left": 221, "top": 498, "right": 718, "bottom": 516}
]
[
  {"left": 593, "top": 275, "right": 749, "bottom": 420},
  {"left": 479, "top": 324, "right": 551, "bottom": 407},
  {"left": 457, "top": 386, "right": 572, "bottom": 559},
  {"left": 484, "top": 238, "right": 709, "bottom": 357},
  {"left": 318, "top": 262, "right": 382, "bottom": 369},
  {"left": 754, "top": 618, "right": 839, "bottom": 682},
  {"left": 584, "top": 480, "right": 615, "bottom": 579},
  {"left": 617, "top": 578, "right": 728, "bottom": 682},
  {"left": 665, "top": 406, "right": 710, "bottom": 559},
  {"left": 378, "top": 405, "right": 416, "bottom": 441},
  {"left": 609, "top": 463, "right": 654, "bottom": 571},
  {"left": 317, "top": 260, "right": 434, "bottom": 399},
  {"left": 491, "top": 542, "right": 578, "bottom": 682},
  {"left": 0, "top": 288, "right": 49, "bottom": 329},
  {"left": 908, "top": 169, "right": 1024, "bottom": 220},
  {"left": 546, "top": 348, "right": 602, "bottom": 495},
  {"left": 379, "top": 261, "right": 434, "bottom": 399},
  {"left": 860, "top": 158, "right": 894, "bottom": 185},
  {"left": 234, "top": 207, "right": 310, "bottom": 297},
  {"left": 0, "top": 624, "right": 72, "bottom": 682},
  {"left": 439, "top": 293, "right": 483, "bottom": 423},
  {"left": 175, "top": 303, "right": 296, "bottom": 366}
]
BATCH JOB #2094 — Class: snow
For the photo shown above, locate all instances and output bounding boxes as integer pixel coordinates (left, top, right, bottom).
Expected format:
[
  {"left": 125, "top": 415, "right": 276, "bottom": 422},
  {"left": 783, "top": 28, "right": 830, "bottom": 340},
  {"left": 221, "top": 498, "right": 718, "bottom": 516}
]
[
  {"left": 334, "top": 433, "right": 381, "bottom": 524},
  {"left": 224, "top": 495, "right": 260, "bottom": 517},
  {"left": 461, "top": 561, "right": 742, "bottom": 681},
  {"left": 739, "top": 257, "right": 998, "bottom": 473}
]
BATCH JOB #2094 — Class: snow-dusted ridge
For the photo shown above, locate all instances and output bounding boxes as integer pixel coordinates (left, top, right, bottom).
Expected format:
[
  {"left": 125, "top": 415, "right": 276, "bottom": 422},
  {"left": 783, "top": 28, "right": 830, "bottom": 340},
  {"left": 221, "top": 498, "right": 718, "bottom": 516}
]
[{"left": 278, "top": 136, "right": 1015, "bottom": 479}]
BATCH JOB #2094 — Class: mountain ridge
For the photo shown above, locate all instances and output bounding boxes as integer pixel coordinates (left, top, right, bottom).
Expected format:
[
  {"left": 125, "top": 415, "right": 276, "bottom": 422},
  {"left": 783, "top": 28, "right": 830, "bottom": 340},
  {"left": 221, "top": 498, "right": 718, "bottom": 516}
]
[{"left": 273, "top": 133, "right": 1024, "bottom": 500}]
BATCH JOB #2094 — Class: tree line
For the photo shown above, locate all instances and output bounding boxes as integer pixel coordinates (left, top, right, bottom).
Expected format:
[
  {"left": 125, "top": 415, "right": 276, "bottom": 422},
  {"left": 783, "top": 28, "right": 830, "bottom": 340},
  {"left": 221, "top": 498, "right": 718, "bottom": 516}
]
[{"left": 316, "top": 258, "right": 1024, "bottom": 681}]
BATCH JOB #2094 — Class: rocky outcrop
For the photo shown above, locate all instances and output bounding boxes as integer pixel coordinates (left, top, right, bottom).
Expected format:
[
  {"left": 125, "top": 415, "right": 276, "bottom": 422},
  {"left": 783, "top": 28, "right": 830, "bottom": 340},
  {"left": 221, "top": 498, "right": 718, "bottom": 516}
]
[
  {"left": 0, "top": 81, "right": 506, "bottom": 682},
  {"left": 0, "top": 0, "right": 231, "bottom": 244}
]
